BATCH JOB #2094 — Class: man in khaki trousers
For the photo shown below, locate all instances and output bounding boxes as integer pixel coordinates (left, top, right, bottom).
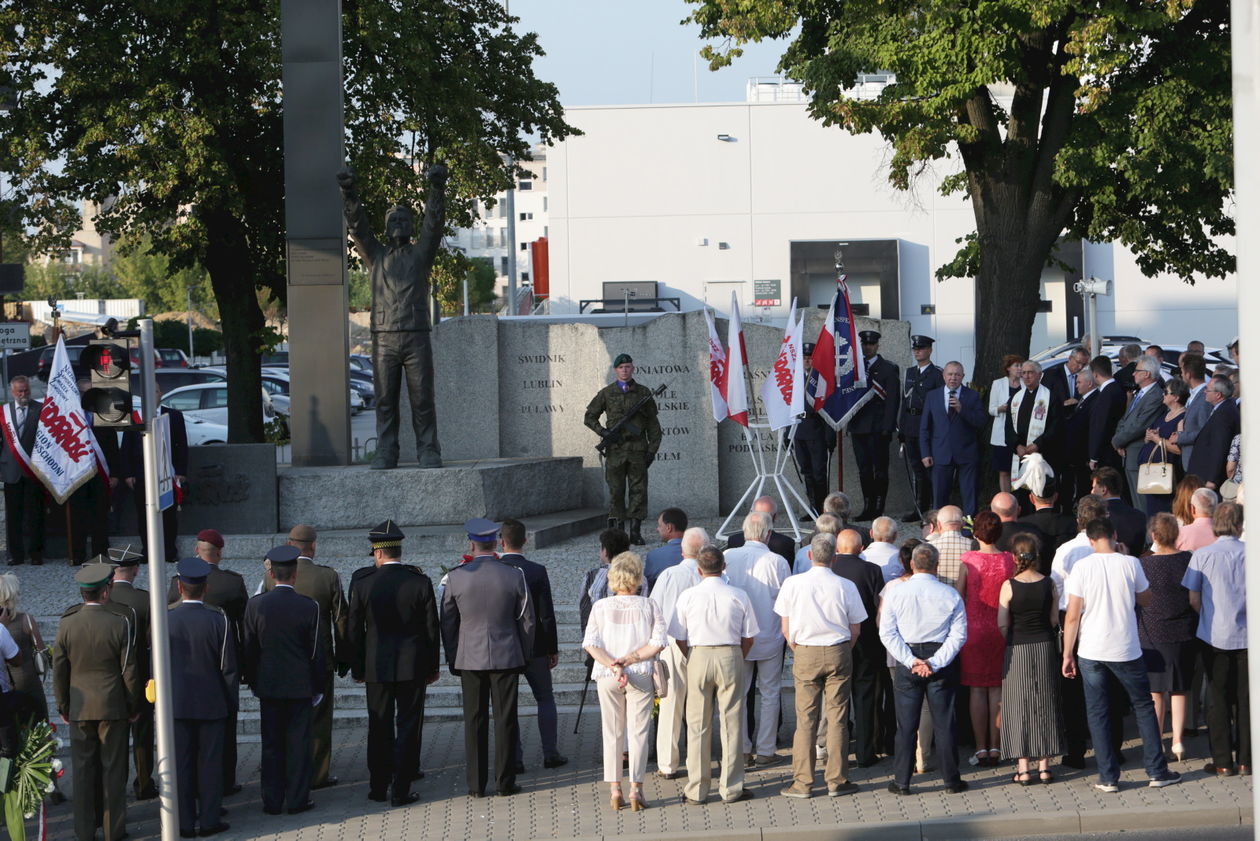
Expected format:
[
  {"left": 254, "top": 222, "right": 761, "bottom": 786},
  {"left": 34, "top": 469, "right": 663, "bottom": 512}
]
[
  {"left": 774, "top": 533, "right": 868, "bottom": 798},
  {"left": 668, "top": 545, "right": 758, "bottom": 804}
]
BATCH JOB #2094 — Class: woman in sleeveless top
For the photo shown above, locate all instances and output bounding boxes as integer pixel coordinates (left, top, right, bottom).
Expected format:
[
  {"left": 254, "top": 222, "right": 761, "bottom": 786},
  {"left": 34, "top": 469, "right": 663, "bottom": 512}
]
[
  {"left": 0, "top": 573, "right": 49, "bottom": 723},
  {"left": 997, "top": 534, "right": 1064, "bottom": 783}
]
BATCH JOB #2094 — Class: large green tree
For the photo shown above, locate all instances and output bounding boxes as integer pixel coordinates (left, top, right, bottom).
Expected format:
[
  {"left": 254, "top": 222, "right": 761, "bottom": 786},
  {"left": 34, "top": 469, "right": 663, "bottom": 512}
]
[
  {"left": 689, "top": 0, "right": 1232, "bottom": 387},
  {"left": 1, "top": 0, "right": 571, "bottom": 440}
]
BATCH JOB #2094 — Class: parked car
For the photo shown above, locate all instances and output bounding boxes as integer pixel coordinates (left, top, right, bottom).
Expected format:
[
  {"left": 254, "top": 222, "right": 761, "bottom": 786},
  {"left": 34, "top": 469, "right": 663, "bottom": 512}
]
[
  {"left": 159, "top": 382, "right": 277, "bottom": 428},
  {"left": 36, "top": 342, "right": 162, "bottom": 381},
  {"left": 131, "top": 368, "right": 226, "bottom": 394},
  {"left": 158, "top": 347, "right": 191, "bottom": 368},
  {"left": 259, "top": 367, "right": 365, "bottom": 414},
  {"left": 349, "top": 353, "right": 374, "bottom": 375}
]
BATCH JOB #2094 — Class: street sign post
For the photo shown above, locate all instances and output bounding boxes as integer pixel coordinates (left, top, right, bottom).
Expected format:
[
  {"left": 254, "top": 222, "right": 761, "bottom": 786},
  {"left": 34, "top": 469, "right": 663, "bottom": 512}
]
[{"left": 0, "top": 321, "right": 29, "bottom": 349}]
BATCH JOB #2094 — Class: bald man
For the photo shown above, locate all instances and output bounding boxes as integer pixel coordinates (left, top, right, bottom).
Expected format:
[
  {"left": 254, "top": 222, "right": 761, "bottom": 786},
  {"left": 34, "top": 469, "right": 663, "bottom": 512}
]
[{"left": 991, "top": 493, "right": 1051, "bottom": 575}]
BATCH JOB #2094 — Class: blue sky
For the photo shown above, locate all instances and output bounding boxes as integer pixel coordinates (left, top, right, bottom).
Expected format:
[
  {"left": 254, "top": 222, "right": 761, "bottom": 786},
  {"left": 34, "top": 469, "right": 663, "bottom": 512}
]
[{"left": 510, "top": 0, "right": 791, "bottom": 106}]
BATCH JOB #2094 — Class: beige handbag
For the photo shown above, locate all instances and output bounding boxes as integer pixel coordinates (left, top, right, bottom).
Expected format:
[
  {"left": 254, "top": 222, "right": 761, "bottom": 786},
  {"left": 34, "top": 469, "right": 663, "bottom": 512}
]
[
  {"left": 1221, "top": 476, "right": 1242, "bottom": 501},
  {"left": 1137, "top": 441, "right": 1174, "bottom": 495},
  {"left": 652, "top": 659, "right": 669, "bottom": 699}
]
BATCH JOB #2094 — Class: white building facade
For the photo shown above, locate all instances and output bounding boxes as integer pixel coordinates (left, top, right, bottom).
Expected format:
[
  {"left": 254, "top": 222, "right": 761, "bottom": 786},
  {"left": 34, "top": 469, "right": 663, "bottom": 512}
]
[{"left": 545, "top": 99, "right": 1238, "bottom": 373}]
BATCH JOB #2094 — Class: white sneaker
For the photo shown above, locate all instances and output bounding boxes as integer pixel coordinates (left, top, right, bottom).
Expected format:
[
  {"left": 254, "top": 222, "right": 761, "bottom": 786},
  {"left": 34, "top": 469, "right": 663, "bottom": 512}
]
[{"left": 1094, "top": 782, "right": 1119, "bottom": 793}]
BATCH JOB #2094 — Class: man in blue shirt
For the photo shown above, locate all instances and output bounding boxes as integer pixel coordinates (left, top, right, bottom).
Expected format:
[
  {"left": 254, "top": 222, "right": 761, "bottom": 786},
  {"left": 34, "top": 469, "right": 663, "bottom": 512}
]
[
  {"left": 879, "top": 543, "right": 968, "bottom": 795},
  {"left": 1183, "top": 502, "right": 1249, "bottom": 776},
  {"left": 644, "top": 507, "right": 687, "bottom": 590}
]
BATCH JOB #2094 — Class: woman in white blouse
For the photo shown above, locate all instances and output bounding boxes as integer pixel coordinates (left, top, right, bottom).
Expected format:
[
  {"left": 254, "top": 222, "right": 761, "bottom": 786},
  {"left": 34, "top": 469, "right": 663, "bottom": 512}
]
[
  {"left": 988, "top": 353, "right": 1025, "bottom": 493},
  {"left": 582, "top": 551, "right": 667, "bottom": 811}
]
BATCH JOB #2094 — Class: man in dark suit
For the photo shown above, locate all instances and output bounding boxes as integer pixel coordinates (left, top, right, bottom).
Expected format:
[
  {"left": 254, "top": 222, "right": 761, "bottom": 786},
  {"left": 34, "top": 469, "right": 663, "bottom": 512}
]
[
  {"left": 830, "top": 529, "right": 891, "bottom": 767},
  {"left": 168, "top": 558, "right": 237, "bottom": 838},
  {"left": 499, "top": 518, "right": 567, "bottom": 772},
  {"left": 794, "top": 343, "right": 835, "bottom": 517},
  {"left": 241, "top": 546, "right": 324, "bottom": 816},
  {"left": 1090, "top": 467, "right": 1148, "bottom": 555},
  {"left": 106, "top": 547, "right": 156, "bottom": 800},
  {"left": 723, "top": 496, "right": 795, "bottom": 562},
  {"left": 347, "top": 521, "right": 440, "bottom": 806},
  {"left": 2, "top": 375, "right": 44, "bottom": 565},
  {"left": 262, "top": 524, "right": 348, "bottom": 790},
  {"left": 1047, "top": 347, "right": 1090, "bottom": 408},
  {"left": 1110, "top": 355, "right": 1165, "bottom": 507},
  {"left": 441, "top": 518, "right": 535, "bottom": 798},
  {"left": 1113, "top": 343, "right": 1142, "bottom": 392},
  {"left": 991, "top": 492, "right": 1052, "bottom": 574},
  {"left": 919, "top": 361, "right": 987, "bottom": 515},
  {"left": 53, "top": 562, "right": 140, "bottom": 841},
  {"left": 1087, "top": 357, "right": 1127, "bottom": 473},
  {"left": 850, "top": 331, "right": 901, "bottom": 520},
  {"left": 1005, "top": 360, "right": 1063, "bottom": 485},
  {"left": 120, "top": 391, "right": 188, "bottom": 563},
  {"left": 1061, "top": 369, "right": 1097, "bottom": 508},
  {"left": 1018, "top": 478, "right": 1075, "bottom": 560},
  {"left": 1173, "top": 352, "right": 1212, "bottom": 467},
  {"left": 69, "top": 376, "right": 121, "bottom": 566},
  {"left": 1186, "top": 375, "right": 1241, "bottom": 489},
  {"left": 898, "top": 336, "right": 944, "bottom": 521},
  {"left": 167, "top": 528, "right": 248, "bottom": 793}
]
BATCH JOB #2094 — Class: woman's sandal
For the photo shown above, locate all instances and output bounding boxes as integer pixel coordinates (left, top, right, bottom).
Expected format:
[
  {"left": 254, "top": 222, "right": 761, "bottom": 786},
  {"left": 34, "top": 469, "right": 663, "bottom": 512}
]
[
  {"left": 1039, "top": 770, "right": 1054, "bottom": 784},
  {"left": 969, "top": 750, "right": 987, "bottom": 767},
  {"left": 1012, "top": 771, "right": 1033, "bottom": 786}
]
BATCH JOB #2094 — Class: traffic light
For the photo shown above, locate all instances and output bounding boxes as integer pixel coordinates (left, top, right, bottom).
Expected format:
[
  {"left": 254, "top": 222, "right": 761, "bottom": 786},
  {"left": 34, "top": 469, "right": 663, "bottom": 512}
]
[{"left": 81, "top": 339, "right": 139, "bottom": 428}]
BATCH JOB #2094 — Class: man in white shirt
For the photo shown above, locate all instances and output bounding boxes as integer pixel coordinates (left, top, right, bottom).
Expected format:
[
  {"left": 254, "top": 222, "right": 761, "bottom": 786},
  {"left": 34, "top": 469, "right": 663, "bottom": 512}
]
[
  {"left": 793, "top": 514, "right": 840, "bottom": 575},
  {"left": 670, "top": 546, "right": 758, "bottom": 804},
  {"left": 775, "top": 533, "right": 866, "bottom": 799},
  {"left": 1062, "top": 519, "right": 1180, "bottom": 792},
  {"left": 723, "top": 512, "right": 791, "bottom": 766},
  {"left": 879, "top": 543, "right": 968, "bottom": 795},
  {"left": 860, "top": 516, "right": 901, "bottom": 582},
  {"left": 649, "top": 526, "right": 708, "bottom": 779}
]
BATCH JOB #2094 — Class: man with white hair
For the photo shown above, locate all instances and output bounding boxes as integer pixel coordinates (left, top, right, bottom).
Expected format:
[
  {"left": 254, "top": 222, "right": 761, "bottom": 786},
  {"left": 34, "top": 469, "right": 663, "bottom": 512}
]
[
  {"left": 724, "top": 511, "right": 791, "bottom": 766},
  {"left": 650, "top": 526, "right": 709, "bottom": 779},
  {"left": 1005, "top": 359, "right": 1062, "bottom": 486},
  {"left": 926, "top": 506, "right": 975, "bottom": 587},
  {"left": 725, "top": 496, "right": 795, "bottom": 563},
  {"left": 794, "top": 514, "right": 841, "bottom": 575},
  {"left": 1111, "top": 355, "right": 1166, "bottom": 507},
  {"left": 861, "top": 516, "right": 901, "bottom": 583},
  {"left": 1176, "top": 487, "right": 1219, "bottom": 552}
]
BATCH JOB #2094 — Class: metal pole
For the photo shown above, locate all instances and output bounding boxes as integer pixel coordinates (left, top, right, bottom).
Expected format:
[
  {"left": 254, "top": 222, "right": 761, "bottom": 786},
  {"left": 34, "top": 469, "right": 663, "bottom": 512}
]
[
  {"left": 1087, "top": 292, "right": 1100, "bottom": 358},
  {"left": 139, "top": 318, "right": 179, "bottom": 841},
  {"left": 1227, "top": 2, "right": 1260, "bottom": 838},
  {"left": 186, "top": 286, "right": 194, "bottom": 360},
  {"left": 505, "top": 177, "right": 517, "bottom": 314}
]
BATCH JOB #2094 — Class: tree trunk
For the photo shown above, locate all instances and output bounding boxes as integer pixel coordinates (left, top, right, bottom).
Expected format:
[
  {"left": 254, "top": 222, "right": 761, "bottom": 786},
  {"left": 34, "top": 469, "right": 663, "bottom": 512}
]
[
  {"left": 971, "top": 247, "right": 1044, "bottom": 396},
  {"left": 201, "top": 211, "right": 266, "bottom": 443}
]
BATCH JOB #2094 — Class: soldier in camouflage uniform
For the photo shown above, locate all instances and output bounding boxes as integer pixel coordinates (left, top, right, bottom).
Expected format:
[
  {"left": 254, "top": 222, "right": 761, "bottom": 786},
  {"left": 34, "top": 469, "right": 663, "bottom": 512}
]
[{"left": 584, "top": 354, "right": 663, "bottom": 545}]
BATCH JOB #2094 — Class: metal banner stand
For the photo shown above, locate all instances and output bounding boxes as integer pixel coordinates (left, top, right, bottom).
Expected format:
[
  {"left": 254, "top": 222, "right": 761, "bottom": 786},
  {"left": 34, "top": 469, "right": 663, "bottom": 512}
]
[{"left": 715, "top": 419, "right": 814, "bottom": 543}]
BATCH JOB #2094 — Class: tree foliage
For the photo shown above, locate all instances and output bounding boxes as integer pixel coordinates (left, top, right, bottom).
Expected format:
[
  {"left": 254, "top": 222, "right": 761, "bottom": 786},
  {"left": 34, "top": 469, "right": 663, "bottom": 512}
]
[
  {"left": 432, "top": 254, "right": 498, "bottom": 315},
  {"left": 687, "top": 0, "right": 1231, "bottom": 387},
  {"left": 1, "top": 0, "right": 573, "bottom": 441}
]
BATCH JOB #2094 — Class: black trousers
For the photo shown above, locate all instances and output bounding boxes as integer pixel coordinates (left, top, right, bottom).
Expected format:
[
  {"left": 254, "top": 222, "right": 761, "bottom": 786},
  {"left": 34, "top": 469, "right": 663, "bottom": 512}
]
[
  {"left": 130, "top": 699, "right": 155, "bottom": 795},
  {"left": 3, "top": 478, "right": 45, "bottom": 562},
  {"left": 1204, "top": 644, "right": 1251, "bottom": 768},
  {"left": 223, "top": 710, "right": 237, "bottom": 789},
  {"left": 852, "top": 432, "right": 891, "bottom": 496},
  {"left": 366, "top": 679, "right": 427, "bottom": 796},
  {"left": 68, "top": 474, "right": 111, "bottom": 565},
  {"left": 892, "top": 643, "right": 961, "bottom": 788},
  {"left": 70, "top": 718, "right": 129, "bottom": 841},
  {"left": 902, "top": 435, "right": 931, "bottom": 512},
  {"left": 794, "top": 436, "right": 829, "bottom": 494},
  {"left": 130, "top": 480, "right": 178, "bottom": 564},
  {"left": 174, "top": 717, "right": 225, "bottom": 834},
  {"left": 850, "top": 642, "right": 882, "bottom": 764},
  {"left": 259, "top": 698, "right": 313, "bottom": 812},
  {"left": 460, "top": 670, "right": 519, "bottom": 795},
  {"left": 373, "top": 331, "right": 440, "bottom": 465}
]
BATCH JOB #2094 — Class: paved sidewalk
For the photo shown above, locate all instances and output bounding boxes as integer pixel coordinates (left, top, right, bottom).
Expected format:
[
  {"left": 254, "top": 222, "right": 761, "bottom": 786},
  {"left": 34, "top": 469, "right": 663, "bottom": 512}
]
[{"left": 44, "top": 714, "right": 1253, "bottom": 841}]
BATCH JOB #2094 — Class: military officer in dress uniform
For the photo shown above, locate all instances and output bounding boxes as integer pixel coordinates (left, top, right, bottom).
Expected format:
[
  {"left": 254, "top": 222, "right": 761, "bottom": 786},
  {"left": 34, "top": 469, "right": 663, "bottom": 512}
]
[
  {"left": 168, "top": 528, "right": 248, "bottom": 793},
  {"left": 849, "top": 330, "right": 902, "bottom": 520},
  {"left": 53, "top": 562, "right": 139, "bottom": 841},
  {"left": 898, "top": 335, "right": 944, "bottom": 522},
  {"left": 106, "top": 547, "right": 156, "bottom": 800},
  {"left": 262, "top": 524, "right": 348, "bottom": 790},
  {"left": 348, "top": 520, "right": 441, "bottom": 806},
  {"left": 441, "top": 518, "right": 535, "bottom": 798},
  {"left": 168, "top": 557, "right": 237, "bottom": 838},
  {"left": 793, "top": 342, "right": 833, "bottom": 517},
  {"left": 241, "top": 545, "right": 324, "bottom": 816},
  {"left": 584, "top": 353, "right": 663, "bottom": 545}
]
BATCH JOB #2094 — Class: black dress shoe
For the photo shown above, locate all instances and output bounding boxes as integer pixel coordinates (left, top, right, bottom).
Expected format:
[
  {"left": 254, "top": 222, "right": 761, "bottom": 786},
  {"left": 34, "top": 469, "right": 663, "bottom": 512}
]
[
  {"left": 543, "top": 755, "right": 568, "bottom": 769},
  {"left": 198, "top": 823, "right": 230, "bottom": 837},
  {"left": 367, "top": 790, "right": 388, "bottom": 802},
  {"left": 497, "top": 784, "right": 522, "bottom": 797},
  {"left": 945, "top": 780, "right": 970, "bottom": 794},
  {"left": 225, "top": 784, "right": 242, "bottom": 796},
  {"left": 263, "top": 807, "right": 283, "bottom": 816},
  {"left": 287, "top": 801, "right": 316, "bottom": 815},
  {"left": 886, "top": 782, "right": 911, "bottom": 795},
  {"left": 514, "top": 761, "right": 526, "bottom": 774},
  {"left": 391, "top": 792, "right": 420, "bottom": 807},
  {"left": 468, "top": 790, "right": 484, "bottom": 799},
  {"left": 312, "top": 777, "right": 339, "bottom": 790}
]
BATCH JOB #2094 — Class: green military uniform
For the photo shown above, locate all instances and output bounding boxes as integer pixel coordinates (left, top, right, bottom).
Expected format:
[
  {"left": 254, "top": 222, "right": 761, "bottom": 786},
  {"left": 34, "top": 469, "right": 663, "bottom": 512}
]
[
  {"left": 104, "top": 548, "right": 156, "bottom": 800},
  {"left": 583, "top": 354, "right": 663, "bottom": 537},
  {"left": 262, "top": 525, "right": 349, "bottom": 788},
  {"left": 53, "top": 563, "right": 140, "bottom": 841}
]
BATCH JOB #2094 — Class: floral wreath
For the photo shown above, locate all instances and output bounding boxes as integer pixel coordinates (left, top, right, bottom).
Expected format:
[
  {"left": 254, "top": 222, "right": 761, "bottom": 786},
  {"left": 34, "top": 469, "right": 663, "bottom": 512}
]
[{"left": 2, "top": 719, "right": 62, "bottom": 841}]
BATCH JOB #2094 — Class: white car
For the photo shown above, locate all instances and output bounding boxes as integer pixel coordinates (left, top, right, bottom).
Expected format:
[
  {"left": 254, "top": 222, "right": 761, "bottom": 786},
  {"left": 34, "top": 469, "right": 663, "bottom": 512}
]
[
  {"left": 258, "top": 367, "right": 364, "bottom": 414},
  {"left": 159, "top": 382, "right": 277, "bottom": 429}
]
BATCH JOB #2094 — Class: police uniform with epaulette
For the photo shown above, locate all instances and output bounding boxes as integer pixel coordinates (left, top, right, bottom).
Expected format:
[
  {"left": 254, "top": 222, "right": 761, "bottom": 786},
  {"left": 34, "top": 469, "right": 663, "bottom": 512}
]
[
  {"left": 898, "top": 336, "right": 944, "bottom": 521},
  {"left": 849, "top": 331, "right": 902, "bottom": 520}
]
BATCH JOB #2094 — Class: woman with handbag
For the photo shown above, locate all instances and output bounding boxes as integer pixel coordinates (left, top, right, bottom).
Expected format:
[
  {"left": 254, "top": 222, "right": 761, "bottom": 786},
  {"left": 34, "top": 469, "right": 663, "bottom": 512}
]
[
  {"left": 0, "top": 573, "right": 49, "bottom": 723},
  {"left": 1138, "top": 379, "right": 1189, "bottom": 515},
  {"left": 582, "top": 552, "right": 666, "bottom": 811}
]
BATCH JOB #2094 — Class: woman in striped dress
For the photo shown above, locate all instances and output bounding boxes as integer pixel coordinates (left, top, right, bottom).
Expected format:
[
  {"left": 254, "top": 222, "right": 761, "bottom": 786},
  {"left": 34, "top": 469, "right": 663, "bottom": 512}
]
[{"left": 997, "top": 533, "right": 1064, "bottom": 783}]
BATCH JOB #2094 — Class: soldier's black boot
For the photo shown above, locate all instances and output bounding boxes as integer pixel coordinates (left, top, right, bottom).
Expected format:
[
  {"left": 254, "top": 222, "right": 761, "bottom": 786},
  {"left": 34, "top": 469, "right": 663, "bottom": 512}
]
[
  {"left": 629, "top": 519, "right": 645, "bottom": 546},
  {"left": 872, "top": 476, "right": 890, "bottom": 518}
]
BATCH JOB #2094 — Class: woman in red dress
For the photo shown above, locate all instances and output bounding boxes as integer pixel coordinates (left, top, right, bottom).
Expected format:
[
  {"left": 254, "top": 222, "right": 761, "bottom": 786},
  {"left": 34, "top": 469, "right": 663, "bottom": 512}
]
[{"left": 955, "top": 511, "right": 1015, "bottom": 766}]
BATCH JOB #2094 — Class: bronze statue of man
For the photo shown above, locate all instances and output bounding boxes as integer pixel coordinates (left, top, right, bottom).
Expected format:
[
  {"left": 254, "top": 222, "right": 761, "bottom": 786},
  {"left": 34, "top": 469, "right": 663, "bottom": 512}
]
[{"left": 337, "top": 164, "right": 448, "bottom": 469}]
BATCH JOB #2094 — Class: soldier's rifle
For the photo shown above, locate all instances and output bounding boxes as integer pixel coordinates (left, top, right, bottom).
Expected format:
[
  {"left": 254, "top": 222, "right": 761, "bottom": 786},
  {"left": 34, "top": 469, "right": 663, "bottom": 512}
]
[{"left": 594, "top": 383, "right": 668, "bottom": 457}]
